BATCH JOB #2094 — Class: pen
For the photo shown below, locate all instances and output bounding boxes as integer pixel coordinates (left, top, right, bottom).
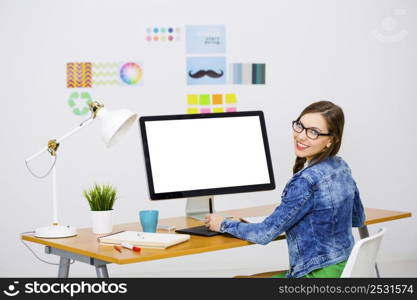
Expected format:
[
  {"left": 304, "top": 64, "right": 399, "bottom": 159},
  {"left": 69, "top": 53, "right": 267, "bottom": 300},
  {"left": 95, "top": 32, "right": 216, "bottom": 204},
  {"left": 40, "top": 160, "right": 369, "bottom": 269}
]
[
  {"left": 114, "top": 245, "right": 122, "bottom": 253},
  {"left": 121, "top": 242, "right": 141, "bottom": 252}
]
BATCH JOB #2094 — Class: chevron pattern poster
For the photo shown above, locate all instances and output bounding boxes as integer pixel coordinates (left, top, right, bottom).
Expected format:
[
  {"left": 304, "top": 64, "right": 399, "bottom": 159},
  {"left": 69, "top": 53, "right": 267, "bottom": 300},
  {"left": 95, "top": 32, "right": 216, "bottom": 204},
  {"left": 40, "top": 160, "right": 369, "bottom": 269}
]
[
  {"left": 92, "top": 62, "right": 121, "bottom": 86},
  {"left": 92, "top": 62, "right": 144, "bottom": 86},
  {"left": 66, "top": 62, "right": 92, "bottom": 88}
]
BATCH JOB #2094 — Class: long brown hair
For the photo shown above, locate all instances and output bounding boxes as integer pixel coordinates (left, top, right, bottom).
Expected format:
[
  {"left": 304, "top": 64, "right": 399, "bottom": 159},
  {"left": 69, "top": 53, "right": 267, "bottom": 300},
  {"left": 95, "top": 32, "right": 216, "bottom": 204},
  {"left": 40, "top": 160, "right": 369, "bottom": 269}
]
[{"left": 293, "top": 101, "right": 345, "bottom": 174}]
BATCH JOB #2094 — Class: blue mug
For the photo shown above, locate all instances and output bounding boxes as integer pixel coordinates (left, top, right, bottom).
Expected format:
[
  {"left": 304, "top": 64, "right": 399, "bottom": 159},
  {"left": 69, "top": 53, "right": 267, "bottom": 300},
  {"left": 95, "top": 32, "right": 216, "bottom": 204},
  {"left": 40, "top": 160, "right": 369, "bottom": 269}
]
[{"left": 139, "top": 210, "right": 159, "bottom": 233}]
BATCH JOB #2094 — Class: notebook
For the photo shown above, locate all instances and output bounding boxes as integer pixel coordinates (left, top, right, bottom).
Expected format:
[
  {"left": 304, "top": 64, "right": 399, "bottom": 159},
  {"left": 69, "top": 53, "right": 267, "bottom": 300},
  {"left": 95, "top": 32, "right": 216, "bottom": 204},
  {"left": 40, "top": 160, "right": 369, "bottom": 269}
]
[{"left": 97, "top": 231, "right": 190, "bottom": 249}]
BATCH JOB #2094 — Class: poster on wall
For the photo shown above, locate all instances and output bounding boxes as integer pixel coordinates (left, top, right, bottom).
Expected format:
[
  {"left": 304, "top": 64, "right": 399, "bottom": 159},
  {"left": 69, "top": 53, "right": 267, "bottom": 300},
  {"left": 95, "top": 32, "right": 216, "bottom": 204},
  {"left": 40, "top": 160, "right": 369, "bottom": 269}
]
[
  {"left": 66, "top": 62, "right": 144, "bottom": 87},
  {"left": 186, "top": 56, "right": 226, "bottom": 85},
  {"left": 186, "top": 25, "right": 226, "bottom": 54},
  {"left": 146, "top": 26, "right": 181, "bottom": 42},
  {"left": 67, "top": 91, "right": 93, "bottom": 116},
  {"left": 93, "top": 62, "right": 144, "bottom": 86},
  {"left": 229, "top": 63, "right": 266, "bottom": 84},
  {"left": 66, "top": 62, "right": 92, "bottom": 88}
]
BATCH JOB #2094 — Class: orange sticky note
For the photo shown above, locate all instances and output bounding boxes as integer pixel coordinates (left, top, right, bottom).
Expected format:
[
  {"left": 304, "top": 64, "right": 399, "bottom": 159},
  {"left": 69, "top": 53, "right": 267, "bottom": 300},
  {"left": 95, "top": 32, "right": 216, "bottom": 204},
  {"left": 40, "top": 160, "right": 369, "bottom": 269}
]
[{"left": 212, "top": 94, "right": 223, "bottom": 105}]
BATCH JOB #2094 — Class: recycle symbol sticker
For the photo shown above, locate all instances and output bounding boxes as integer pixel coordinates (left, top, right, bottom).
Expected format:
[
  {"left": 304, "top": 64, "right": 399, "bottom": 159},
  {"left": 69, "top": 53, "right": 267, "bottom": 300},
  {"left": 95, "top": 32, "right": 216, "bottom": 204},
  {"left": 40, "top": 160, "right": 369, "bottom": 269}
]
[{"left": 68, "top": 92, "right": 93, "bottom": 115}]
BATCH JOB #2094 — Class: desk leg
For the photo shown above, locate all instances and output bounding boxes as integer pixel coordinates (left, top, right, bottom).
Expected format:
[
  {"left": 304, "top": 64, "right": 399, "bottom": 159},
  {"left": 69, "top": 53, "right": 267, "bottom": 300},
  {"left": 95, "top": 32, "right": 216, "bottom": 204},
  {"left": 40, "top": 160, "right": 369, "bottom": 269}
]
[
  {"left": 58, "top": 257, "right": 71, "bottom": 278},
  {"left": 358, "top": 226, "right": 381, "bottom": 278},
  {"left": 45, "top": 246, "right": 110, "bottom": 278},
  {"left": 95, "top": 265, "right": 109, "bottom": 278}
]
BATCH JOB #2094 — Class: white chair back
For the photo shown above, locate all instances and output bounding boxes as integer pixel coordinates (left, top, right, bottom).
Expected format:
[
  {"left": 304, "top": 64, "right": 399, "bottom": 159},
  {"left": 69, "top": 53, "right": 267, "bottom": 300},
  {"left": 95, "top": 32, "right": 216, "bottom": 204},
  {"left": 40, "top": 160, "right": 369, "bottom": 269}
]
[{"left": 341, "top": 228, "right": 386, "bottom": 278}]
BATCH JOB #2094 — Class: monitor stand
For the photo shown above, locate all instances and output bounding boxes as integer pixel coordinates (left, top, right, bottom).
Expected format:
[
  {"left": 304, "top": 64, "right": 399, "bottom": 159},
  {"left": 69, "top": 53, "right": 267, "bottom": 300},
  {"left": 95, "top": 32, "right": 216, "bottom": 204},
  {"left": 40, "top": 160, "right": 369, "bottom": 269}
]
[{"left": 185, "top": 196, "right": 231, "bottom": 221}]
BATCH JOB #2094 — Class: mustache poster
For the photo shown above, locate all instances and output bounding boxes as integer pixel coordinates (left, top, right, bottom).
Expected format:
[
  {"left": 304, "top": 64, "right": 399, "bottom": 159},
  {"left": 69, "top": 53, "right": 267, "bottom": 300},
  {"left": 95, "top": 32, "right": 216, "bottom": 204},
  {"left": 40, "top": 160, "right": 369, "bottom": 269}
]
[{"left": 186, "top": 56, "right": 226, "bottom": 85}]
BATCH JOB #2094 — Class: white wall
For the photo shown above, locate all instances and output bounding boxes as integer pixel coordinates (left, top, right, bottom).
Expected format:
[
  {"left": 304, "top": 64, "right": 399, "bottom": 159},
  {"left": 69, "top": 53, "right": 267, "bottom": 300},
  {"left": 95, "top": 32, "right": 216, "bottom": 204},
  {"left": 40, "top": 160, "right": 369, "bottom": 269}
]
[{"left": 0, "top": 0, "right": 416, "bottom": 277}]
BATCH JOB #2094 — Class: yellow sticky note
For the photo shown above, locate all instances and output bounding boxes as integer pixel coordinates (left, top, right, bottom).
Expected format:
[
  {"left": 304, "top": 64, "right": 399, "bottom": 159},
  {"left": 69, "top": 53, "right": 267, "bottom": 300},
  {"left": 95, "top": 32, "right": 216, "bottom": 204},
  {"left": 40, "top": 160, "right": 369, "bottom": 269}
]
[
  {"left": 213, "top": 107, "right": 224, "bottom": 113},
  {"left": 225, "top": 93, "right": 237, "bottom": 104},
  {"left": 187, "top": 107, "right": 199, "bottom": 114},
  {"left": 187, "top": 94, "right": 198, "bottom": 105}
]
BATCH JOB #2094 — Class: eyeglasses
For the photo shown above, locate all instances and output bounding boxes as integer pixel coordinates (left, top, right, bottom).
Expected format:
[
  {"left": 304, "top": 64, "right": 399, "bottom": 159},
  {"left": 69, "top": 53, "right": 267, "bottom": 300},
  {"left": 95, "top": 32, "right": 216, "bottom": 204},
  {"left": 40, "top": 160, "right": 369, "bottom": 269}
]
[{"left": 292, "top": 120, "right": 331, "bottom": 140}]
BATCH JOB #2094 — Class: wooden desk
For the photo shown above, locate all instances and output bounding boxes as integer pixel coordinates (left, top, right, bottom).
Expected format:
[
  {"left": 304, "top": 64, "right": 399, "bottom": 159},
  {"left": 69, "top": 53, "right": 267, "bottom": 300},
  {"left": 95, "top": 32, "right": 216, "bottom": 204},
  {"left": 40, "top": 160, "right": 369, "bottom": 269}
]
[{"left": 21, "top": 206, "right": 411, "bottom": 278}]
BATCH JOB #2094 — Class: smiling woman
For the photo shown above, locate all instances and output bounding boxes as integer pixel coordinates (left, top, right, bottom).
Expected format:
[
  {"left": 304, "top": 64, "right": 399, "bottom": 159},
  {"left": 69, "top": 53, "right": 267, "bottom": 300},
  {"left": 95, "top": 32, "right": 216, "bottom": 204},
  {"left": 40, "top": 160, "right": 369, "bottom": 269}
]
[
  {"left": 205, "top": 100, "right": 364, "bottom": 278},
  {"left": 292, "top": 101, "right": 345, "bottom": 173}
]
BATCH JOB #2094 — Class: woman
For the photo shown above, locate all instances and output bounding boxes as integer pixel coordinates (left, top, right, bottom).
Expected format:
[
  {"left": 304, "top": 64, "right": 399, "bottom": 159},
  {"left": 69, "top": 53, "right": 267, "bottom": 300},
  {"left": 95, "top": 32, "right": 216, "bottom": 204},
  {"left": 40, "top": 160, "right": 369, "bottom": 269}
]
[{"left": 205, "top": 101, "right": 365, "bottom": 278}]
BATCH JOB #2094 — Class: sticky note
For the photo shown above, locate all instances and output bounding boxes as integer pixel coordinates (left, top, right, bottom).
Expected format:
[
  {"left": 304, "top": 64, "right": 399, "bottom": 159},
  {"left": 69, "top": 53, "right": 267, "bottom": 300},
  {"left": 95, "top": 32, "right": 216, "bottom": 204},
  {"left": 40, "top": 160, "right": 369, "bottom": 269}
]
[
  {"left": 187, "top": 94, "right": 198, "bottom": 105},
  {"left": 212, "top": 94, "right": 223, "bottom": 105},
  {"left": 213, "top": 107, "right": 224, "bottom": 113},
  {"left": 199, "top": 94, "right": 210, "bottom": 105},
  {"left": 200, "top": 108, "right": 211, "bottom": 113},
  {"left": 187, "top": 108, "right": 199, "bottom": 114},
  {"left": 225, "top": 93, "right": 237, "bottom": 104},
  {"left": 226, "top": 107, "right": 237, "bottom": 112}
]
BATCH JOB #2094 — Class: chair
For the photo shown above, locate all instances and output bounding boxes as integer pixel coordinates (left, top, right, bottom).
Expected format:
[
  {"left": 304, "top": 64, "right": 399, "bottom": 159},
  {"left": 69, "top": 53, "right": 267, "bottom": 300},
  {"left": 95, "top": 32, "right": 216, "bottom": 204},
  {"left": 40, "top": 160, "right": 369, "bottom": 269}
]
[
  {"left": 341, "top": 227, "right": 386, "bottom": 277},
  {"left": 235, "top": 228, "right": 386, "bottom": 278}
]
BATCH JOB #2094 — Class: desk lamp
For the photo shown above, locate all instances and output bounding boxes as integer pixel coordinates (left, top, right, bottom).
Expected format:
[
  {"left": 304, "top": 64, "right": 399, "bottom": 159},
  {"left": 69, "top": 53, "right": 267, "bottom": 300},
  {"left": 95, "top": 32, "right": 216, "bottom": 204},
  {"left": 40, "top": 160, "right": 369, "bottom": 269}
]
[{"left": 25, "top": 101, "right": 138, "bottom": 238}]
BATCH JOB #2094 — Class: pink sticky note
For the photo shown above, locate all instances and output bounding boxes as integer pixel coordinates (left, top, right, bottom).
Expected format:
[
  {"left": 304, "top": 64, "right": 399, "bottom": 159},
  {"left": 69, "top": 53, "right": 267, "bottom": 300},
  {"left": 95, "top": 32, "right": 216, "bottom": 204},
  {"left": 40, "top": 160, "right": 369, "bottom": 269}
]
[
  {"left": 226, "top": 107, "right": 237, "bottom": 112},
  {"left": 200, "top": 108, "right": 211, "bottom": 114}
]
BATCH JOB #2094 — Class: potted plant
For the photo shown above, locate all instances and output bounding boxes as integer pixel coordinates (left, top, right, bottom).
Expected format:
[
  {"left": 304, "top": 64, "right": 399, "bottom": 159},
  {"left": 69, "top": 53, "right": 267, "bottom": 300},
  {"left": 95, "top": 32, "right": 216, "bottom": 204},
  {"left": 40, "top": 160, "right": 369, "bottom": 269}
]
[{"left": 83, "top": 184, "right": 117, "bottom": 234}]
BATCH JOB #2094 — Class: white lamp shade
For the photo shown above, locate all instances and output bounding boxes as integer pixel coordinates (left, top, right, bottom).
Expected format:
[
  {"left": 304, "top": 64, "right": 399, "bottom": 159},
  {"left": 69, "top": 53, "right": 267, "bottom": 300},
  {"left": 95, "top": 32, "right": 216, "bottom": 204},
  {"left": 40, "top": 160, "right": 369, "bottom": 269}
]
[{"left": 96, "top": 107, "right": 138, "bottom": 147}]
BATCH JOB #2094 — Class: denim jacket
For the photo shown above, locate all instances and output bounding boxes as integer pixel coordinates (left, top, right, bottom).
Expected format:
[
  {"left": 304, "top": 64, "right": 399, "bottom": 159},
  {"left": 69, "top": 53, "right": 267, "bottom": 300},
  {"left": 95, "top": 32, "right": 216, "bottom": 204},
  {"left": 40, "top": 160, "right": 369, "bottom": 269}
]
[{"left": 220, "top": 156, "right": 365, "bottom": 278}]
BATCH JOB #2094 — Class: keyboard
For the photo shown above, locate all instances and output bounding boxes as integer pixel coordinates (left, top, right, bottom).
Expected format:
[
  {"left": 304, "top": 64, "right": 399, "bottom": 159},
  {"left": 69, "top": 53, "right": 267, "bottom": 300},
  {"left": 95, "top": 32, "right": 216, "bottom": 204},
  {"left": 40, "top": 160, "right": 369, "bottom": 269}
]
[{"left": 175, "top": 225, "right": 223, "bottom": 237}]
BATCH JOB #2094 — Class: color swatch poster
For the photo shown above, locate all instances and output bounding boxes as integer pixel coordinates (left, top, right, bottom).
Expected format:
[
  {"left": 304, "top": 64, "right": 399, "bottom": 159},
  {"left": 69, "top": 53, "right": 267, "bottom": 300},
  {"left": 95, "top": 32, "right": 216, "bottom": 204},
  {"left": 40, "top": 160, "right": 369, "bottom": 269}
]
[
  {"left": 146, "top": 26, "right": 181, "bottom": 42},
  {"left": 186, "top": 25, "right": 226, "bottom": 54},
  {"left": 186, "top": 56, "right": 226, "bottom": 85},
  {"left": 230, "top": 63, "right": 266, "bottom": 84}
]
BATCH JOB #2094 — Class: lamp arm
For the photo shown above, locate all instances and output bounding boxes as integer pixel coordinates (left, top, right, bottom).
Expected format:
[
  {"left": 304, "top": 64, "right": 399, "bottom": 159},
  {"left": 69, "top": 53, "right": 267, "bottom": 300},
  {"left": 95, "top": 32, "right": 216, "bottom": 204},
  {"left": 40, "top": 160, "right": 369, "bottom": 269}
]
[
  {"left": 25, "top": 118, "right": 94, "bottom": 178},
  {"left": 25, "top": 118, "right": 94, "bottom": 163},
  {"left": 56, "top": 117, "right": 94, "bottom": 144}
]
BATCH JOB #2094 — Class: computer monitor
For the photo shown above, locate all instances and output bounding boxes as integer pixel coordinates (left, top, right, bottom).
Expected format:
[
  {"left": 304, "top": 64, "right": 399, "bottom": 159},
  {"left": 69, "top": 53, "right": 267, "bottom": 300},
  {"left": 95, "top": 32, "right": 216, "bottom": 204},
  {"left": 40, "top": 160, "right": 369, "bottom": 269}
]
[{"left": 139, "top": 110, "right": 275, "bottom": 221}]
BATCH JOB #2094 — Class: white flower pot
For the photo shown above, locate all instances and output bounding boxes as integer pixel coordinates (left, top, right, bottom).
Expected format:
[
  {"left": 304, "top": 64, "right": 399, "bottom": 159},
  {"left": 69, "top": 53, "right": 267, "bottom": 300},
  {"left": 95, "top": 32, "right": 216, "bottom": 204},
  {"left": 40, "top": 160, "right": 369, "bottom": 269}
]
[{"left": 91, "top": 210, "right": 113, "bottom": 234}]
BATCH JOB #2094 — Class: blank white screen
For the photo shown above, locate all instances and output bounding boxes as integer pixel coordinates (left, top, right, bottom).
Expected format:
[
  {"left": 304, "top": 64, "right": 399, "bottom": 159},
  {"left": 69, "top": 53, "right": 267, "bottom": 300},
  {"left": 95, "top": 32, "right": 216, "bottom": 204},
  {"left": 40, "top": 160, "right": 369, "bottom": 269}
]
[{"left": 145, "top": 116, "right": 271, "bottom": 193}]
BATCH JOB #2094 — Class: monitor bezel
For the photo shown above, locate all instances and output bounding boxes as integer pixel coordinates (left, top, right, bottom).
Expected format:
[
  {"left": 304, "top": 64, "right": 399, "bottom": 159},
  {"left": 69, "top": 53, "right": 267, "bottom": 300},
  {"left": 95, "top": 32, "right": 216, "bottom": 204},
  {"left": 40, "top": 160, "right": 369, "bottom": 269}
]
[{"left": 139, "top": 111, "right": 275, "bottom": 200}]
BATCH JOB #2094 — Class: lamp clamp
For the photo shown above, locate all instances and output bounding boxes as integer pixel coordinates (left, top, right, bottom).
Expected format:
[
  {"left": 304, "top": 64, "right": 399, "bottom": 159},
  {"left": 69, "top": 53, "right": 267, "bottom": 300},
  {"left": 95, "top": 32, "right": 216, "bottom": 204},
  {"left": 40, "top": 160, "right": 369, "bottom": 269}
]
[
  {"left": 47, "top": 139, "right": 60, "bottom": 157},
  {"left": 89, "top": 101, "right": 104, "bottom": 119}
]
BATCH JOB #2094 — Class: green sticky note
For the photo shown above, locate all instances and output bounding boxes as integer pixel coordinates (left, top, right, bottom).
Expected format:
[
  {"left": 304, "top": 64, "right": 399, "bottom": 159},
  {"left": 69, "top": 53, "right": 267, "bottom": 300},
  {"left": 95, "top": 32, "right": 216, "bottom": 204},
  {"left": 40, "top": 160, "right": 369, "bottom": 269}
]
[
  {"left": 187, "top": 94, "right": 198, "bottom": 105},
  {"left": 199, "top": 94, "right": 210, "bottom": 105}
]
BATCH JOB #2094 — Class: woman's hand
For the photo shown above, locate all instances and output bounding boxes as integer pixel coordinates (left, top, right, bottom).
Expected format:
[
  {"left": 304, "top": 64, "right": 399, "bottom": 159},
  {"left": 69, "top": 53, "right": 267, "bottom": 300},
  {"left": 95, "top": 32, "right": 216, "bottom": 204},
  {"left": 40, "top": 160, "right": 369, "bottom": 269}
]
[{"left": 204, "top": 214, "right": 226, "bottom": 232}]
